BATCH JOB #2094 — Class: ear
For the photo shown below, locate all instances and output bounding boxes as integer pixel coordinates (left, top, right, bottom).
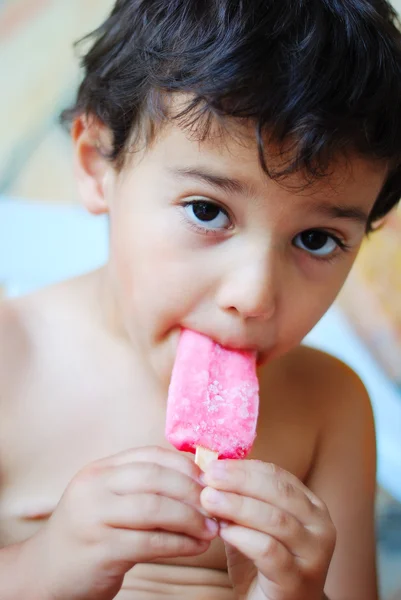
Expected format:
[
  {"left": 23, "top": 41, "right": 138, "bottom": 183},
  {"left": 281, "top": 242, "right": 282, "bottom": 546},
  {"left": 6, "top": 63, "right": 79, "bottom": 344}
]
[{"left": 72, "top": 116, "right": 114, "bottom": 215}]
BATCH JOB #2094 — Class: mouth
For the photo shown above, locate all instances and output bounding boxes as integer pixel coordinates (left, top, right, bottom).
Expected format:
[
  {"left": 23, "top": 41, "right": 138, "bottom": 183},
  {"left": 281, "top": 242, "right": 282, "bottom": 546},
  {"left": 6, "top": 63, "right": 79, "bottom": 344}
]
[
  {"left": 213, "top": 342, "right": 270, "bottom": 368},
  {"left": 211, "top": 340, "right": 273, "bottom": 368},
  {"left": 181, "top": 327, "right": 267, "bottom": 360}
]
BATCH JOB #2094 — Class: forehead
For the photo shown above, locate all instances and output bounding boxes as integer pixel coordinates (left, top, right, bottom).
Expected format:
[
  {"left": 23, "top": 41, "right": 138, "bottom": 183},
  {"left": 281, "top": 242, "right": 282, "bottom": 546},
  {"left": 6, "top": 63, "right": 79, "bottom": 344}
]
[{"left": 126, "top": 119, "right": 387, "bottom": 211}]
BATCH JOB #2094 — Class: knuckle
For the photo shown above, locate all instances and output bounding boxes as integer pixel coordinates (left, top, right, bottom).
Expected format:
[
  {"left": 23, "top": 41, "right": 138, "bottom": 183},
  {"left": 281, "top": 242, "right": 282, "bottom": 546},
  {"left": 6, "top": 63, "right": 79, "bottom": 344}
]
[
  {"left": 265, "top": 462, "right": 284, "bottom": 478},
  {"left": 311, "top": 505, "right": 336, "bottom": 550},
  {"left": 269, "top": 507, "right": 288, "bottom": 530},
  {"left": 276, "top": 476, "right": 295, "bottom": 499},
  {"left": 149, "top": 531, "right": 168, "bottom": 552},
  {"left": 260, "top": 536, "right": 281, "bottom": 561},
  {"left": 143, "top": 493, "right": 163, "bottom": 518},
  {"left": 312, "top": 495, "right": 328, "bottom": 514},
  {"left": 144, "top": 461, "right": 164, "bottom": 482}
]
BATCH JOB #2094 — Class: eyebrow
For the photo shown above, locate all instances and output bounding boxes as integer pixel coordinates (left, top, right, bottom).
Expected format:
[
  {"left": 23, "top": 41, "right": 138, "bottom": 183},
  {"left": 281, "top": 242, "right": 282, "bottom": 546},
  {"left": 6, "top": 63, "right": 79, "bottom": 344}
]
[
  {"left": 314, "top": 203, "right": 369, "bottom": 226},
  {"left": 170, "top": 166, "right": 369, "bottom": 225},
  {"left": 170, "top": 167, "right": 253, "bottom": 196}
]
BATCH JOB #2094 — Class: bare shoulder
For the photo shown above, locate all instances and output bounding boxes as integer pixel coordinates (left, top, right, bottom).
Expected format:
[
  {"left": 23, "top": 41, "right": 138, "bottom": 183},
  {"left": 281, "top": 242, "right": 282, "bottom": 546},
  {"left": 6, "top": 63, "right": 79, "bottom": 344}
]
[
  {"left": 0, "top": 293, "right": 44, "bottom": 402},
  {"left": 254, "top": 344, "right": 374, "bottom": 478},
  {"left": 0, "top": 296, "right": 31, "bottom": 374},
  {"left": 259, "top": 343, "right": 372, "bottom": 425},
  {"left": 0, "top": 275, "right": 96, "bottom": 404}
]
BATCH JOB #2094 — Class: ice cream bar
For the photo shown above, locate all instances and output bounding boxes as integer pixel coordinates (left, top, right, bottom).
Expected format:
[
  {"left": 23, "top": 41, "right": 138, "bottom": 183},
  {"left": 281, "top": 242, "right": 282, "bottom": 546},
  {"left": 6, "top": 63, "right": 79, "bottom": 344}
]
[{"left": 166, "top": 329, "right": 259, "bottom": 468}]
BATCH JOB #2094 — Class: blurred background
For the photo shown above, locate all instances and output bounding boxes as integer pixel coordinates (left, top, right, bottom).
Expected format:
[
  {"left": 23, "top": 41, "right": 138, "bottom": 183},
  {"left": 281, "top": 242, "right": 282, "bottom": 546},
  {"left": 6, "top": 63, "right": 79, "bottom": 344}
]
[{"left": 1, "top": 0, "right": 400, "bottom": 596}]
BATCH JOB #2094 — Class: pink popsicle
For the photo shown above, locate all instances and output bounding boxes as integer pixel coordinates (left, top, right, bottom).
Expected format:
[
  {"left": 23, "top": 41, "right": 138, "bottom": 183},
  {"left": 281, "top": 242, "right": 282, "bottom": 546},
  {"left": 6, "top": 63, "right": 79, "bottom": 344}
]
[{"left": 166, "top": 329, "right": 259, "bottom": 460}]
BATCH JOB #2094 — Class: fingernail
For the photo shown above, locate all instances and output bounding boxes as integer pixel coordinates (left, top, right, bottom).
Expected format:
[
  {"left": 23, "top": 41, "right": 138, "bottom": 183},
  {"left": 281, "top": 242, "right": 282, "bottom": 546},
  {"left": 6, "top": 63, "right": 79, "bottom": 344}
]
[
  {"left": 205, "top": 517, "right": 219, "bottom": 534},
  {"left": 204, "top": 487, "right": 224, "bottom": 504},
  {"left": 219, "top": 520, "right": 230, "bottom": 529}
]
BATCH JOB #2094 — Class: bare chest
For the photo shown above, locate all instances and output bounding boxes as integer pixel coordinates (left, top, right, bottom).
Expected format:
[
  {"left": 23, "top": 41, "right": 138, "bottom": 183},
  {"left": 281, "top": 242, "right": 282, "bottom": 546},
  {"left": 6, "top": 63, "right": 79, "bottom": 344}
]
[
  {"left": 0, "top": 367, "right": 166, "bottom": 538},
  {"left": 0, "top": 374, "right": 236, "bottom": 597},
  {"left": 0, "top": 359, "right": 315, "bottom": 597}
]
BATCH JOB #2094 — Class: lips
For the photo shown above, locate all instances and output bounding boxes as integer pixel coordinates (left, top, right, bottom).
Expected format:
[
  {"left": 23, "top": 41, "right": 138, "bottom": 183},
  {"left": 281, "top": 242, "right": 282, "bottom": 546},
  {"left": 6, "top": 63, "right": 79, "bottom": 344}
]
[
  {"left": 193, "top": 331, "right": 261, "bottom": 355},
  {"left": 211, "top": 340, "right": 271, "bottom": 367},
  {"left": 179, "top": 327, "right": 271, "bottom": 361}
]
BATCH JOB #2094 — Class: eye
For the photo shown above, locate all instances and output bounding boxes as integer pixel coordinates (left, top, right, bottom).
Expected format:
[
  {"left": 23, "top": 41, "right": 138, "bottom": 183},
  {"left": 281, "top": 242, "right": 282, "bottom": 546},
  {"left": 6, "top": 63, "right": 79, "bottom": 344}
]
[
  {"left": 293, "top": 230, "right": 340, "bottom": 257},
  {"left": 183, "top": 199, "right": 231, "bottom": 230}
]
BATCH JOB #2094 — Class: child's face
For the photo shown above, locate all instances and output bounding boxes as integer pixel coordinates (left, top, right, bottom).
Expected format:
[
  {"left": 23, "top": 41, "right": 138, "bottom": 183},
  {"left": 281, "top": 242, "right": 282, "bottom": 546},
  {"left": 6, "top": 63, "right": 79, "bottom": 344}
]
[{"left": 76, "top": 118, "right": 386, "bottom": 367}]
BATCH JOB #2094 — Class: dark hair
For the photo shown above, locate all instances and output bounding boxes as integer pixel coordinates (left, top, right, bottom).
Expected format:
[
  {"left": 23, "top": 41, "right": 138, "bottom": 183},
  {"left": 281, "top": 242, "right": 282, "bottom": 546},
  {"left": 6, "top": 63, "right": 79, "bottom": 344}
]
[{"left": 62, "top": 0, "right": 401, "bottom": 230}]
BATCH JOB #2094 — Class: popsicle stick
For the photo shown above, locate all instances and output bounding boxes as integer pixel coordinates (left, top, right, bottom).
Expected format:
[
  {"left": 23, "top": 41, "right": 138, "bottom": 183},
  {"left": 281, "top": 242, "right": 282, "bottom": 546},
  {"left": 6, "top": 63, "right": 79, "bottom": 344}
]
[{"left": 195, "top": 447, "right": 219, "bottom": 472}]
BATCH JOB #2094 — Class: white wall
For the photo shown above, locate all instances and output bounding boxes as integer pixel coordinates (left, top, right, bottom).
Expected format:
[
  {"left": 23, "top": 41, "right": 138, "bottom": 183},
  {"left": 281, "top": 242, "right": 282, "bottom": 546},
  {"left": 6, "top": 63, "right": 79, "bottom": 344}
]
[{"left": 392, "top": 0, "right": 401, "bottom": 14}]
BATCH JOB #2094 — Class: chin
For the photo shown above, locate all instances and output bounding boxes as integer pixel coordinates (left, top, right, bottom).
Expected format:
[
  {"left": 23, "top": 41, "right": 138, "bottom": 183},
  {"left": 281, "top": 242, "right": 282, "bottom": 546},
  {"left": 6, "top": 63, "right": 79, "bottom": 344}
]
[{"left": 256, "top": 344, "right": 285, "bottom": 366}]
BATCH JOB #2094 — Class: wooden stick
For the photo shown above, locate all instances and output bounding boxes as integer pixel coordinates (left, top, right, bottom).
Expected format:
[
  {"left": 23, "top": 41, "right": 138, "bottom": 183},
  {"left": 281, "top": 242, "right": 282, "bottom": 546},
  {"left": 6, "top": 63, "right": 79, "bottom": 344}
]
[{"left": 195, "top": 447, "right": 219, "bottom": 472}]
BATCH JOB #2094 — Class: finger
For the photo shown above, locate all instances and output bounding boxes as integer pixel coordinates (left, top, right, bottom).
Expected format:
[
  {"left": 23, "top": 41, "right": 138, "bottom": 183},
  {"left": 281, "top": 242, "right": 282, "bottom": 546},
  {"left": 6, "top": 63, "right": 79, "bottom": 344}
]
[
  {"left": 98, "top": 446, "right": 200, "bottom": 481},
  {"left": 201, "top": 488, "right": 311, "bottom": 557},
  {"left": 104, "top": 492, "right": 219, "bottom": 540},
  {"left": 219, "top": 524, "right": 299, "bottom": 588},
  {"left": 111, "top": 529, "right": 210, "bottom": 563},
  {"left": 106, "top": 462, "right": 204, "bottom": 508},
  {"left": 203, "top": 460, "right": 326, "bottom": 525}
]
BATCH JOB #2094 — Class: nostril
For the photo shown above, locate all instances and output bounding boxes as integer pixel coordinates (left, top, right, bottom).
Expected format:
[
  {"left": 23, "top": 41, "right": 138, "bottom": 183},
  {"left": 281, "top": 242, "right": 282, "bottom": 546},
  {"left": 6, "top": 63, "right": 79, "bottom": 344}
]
[
  {"left": 226, "top": 306, "right": 239, "bottom": 314},
  {"left": 217, "top": 274, "right": 277, "bottom": 320},
  {"left": 225, "top": 304, "right": 274, "bottom": 320}
]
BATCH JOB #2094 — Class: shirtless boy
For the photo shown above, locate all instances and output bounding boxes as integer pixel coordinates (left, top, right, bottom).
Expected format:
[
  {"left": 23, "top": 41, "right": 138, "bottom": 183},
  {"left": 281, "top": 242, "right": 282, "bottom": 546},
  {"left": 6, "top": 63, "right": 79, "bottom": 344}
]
[{"left": 1, "top": 1, "right": 401, "bottom": 599}]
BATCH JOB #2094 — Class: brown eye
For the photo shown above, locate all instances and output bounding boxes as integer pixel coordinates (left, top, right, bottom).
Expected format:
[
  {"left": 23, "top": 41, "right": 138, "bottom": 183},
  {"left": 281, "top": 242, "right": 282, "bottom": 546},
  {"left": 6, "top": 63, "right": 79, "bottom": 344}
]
[
  {"left": 192, "top": 201, "right": 221, "bottom": 222},
  {"left": 293, "top": 230, "right": 338, "bottom": 257},
  {"left": 184, "top": 200, "right": 230, "bottom": 230}
]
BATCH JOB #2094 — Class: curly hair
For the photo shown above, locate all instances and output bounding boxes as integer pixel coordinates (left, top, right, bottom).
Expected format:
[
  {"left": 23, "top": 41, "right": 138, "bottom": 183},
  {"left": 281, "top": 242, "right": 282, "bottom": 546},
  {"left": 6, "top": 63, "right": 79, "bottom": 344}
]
[{"left": 61, "top": 0, "right": 401, "bottom": 230}]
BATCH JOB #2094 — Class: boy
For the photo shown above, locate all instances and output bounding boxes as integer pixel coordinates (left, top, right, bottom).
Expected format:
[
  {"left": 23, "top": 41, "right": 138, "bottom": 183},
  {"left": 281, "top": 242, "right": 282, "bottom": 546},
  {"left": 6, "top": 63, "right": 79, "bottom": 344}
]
[{"left": 1, "top": 0, "right": 401, "bottom": 598}]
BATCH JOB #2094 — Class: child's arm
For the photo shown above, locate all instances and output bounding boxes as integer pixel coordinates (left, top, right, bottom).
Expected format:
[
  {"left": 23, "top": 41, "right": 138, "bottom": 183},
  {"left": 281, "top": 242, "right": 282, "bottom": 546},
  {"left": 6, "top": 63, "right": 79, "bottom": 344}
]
[
  {"left": 306, "top": 361, "right": 378, "bottom": 600},
  {"left": 200, "top": 350, "right": 378, "bottom": 600}
]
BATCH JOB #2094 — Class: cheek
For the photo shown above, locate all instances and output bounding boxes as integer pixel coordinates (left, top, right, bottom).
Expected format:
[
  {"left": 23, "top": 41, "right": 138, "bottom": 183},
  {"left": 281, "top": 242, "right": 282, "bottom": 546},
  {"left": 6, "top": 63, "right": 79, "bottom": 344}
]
[
  {"left": 109, "top": 210, "right": 205, "bottom": 325},
  {"left": 278, "top": 270, "right": 349, "bottom": 349}
]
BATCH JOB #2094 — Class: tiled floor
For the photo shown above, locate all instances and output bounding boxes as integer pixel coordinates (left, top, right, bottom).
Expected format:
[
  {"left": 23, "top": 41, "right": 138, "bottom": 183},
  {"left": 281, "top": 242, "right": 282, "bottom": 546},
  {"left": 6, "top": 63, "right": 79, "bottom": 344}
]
[{"left": 1, "top": 1, "right": 401, "bottom": 597}]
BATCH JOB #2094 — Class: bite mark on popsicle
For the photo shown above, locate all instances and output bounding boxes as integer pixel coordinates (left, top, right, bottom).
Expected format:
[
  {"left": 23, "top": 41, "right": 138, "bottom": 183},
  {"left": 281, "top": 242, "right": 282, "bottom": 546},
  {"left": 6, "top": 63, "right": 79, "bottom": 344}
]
[{"left": 165, "top": 329, "right": 260, "bottom": 470}]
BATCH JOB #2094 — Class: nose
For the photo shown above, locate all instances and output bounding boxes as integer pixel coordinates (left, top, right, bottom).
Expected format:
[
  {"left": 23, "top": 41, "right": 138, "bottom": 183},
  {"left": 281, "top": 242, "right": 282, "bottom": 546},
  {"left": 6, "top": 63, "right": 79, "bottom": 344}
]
[{"left": 216, "top": 251, "right": 278, "bottom": 320}]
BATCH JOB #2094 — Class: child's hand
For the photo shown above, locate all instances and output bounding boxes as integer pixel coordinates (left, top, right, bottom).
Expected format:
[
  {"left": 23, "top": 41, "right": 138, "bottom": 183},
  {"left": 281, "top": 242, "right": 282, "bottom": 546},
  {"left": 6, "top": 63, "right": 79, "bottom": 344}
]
[
  {"left": 20, "top": 446, "right": 217, "bottom": 600},
  {"left": 201, "top": 460, "right": 336, "bottom": 600}
]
